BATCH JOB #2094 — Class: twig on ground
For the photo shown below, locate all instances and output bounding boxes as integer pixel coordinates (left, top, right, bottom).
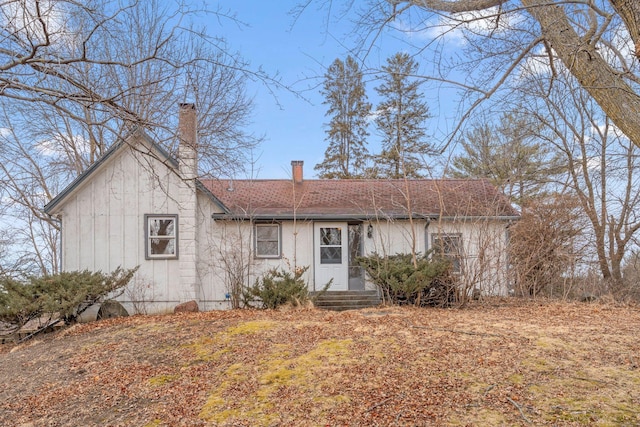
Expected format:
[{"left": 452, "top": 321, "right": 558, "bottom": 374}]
[
  {"left": 412, "top": 325, "right": 505, "bottom": 338},
  {"left": 483, "top": 384, "right": 496, "bottom": 396},
  {"left": 366, "top": 393, "right": 404, "bottom": 412},
  {"left": 570, "top": 376, "right": 616, "bottom": 386},
  {"left": 366, "top": 396, "right": 394, "bottom": 412},
  {"left": 507, "top": 397, "right": 532, "bottom": 424}
]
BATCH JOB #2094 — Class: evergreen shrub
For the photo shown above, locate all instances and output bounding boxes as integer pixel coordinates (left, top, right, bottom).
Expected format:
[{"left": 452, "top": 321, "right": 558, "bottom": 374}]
[
  {"left": 0, "top": 267, "right": 138, "bottom": 334},
  {"left": 244, "top": 266, "right": 329, "bottom": 309},
  {"left": 357, "top": 253, "right": 458, "bottom": 307}
]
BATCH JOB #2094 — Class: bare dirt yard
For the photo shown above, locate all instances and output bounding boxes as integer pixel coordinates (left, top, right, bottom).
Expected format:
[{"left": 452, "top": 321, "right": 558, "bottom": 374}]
[{"left": 1, "top": 299, "right": 639, "bottom": 426}]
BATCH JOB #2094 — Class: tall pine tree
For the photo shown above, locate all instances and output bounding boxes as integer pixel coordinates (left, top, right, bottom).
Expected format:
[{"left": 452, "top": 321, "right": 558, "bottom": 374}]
[
  {"left": 373, "top": 53, "right": 431, "bottom": 179},
  {"left": 450, "top": 112, "right": 563, "bottom": 205},
  {"left": 315, "top": 56, "right": 371, "bottom": 179}
]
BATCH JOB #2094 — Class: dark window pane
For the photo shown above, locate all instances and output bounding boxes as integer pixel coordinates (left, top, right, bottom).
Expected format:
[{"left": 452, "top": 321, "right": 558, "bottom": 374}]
[
  {"left": 255, "top": 224, "right": 280, "bottom": 257},
  {"left": 349, "top": 266, "right": 363, "bottom": 279},
  {"left": 348, "top": 224, "right": 363, "bottom": 280},
  {"left": 149, "top": 219, "right": 175, "bottom": 237},
  {"left": 256, "top": 225, "right": 278, "bottom": 240},
  {"left": 321, "top": 247, "right": 342, "bottom": 264},
  {"left": 151, "top": 238, "right": 175, "bottom": 255},
  {"left": 321, "top": 228, "right": 341, "bottom": 245},
  {"left": 257, "top": 241, "right": 279, "bottom": 256},
  {"left": 432, "top": 234, "right": 462, "bottom": 273}
]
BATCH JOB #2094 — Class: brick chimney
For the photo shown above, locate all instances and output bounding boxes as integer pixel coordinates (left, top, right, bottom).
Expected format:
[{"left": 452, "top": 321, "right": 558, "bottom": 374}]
[
  {"left": 291, "top": 160, "right": 303, "bottom": 184},
  {"left": 177, "top": 103, "right": 199, "bottom": 303},
  {"left": 178, "top": 103, "right": 197, "bottom": 180}
]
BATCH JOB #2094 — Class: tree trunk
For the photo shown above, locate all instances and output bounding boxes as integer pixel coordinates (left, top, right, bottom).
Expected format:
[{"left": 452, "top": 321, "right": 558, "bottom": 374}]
[
  {"left": 610, "top": 0, "right": 640, "bottom": 58},
  {"left": 522, "top": 0, "right": 640, "bottom": 149}
]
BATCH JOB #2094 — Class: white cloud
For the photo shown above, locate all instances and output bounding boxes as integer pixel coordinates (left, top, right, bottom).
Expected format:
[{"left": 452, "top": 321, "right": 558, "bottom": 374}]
[
  {"left": 1, "top": 0, "right": 78, "bottom": 51},
  {"left": 398, "top": 7, "right": 523, "bottom": 47},
  {"left": 36, "top": 134, "right": 91, "bottom": 158},
  {"left": 518, "top": 44, "right": 554, "bottom": 79},
  {"left": 592, "top": 121, "right": 629, "bottom": 145}
]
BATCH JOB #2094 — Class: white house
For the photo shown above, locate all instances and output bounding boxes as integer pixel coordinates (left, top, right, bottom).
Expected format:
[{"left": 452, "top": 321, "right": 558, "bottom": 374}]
[{"left": 44, "top": 104, "right": 520, "bottom": 313}]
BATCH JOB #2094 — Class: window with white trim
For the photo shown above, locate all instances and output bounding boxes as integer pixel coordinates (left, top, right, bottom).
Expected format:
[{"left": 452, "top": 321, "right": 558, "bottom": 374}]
[
  {"left": 145, "top": 214, "right": 178, "bottom": 259},
  {"left": 432, "top": 233, "right": 463, "bottom": 273},
  {"left": 255, "top": 223, "right": 281, "bottom": 258}
]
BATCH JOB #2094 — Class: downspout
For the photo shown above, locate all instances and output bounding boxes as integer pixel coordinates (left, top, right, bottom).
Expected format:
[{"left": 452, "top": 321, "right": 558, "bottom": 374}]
[{"left": 425, "top": 219, "right": 430, "bottom": 255}]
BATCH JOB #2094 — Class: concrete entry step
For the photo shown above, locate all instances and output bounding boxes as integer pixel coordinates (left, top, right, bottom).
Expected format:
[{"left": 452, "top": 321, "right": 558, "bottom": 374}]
[{"left": 310, "top": 290, "right": 381, "bottom": 311}]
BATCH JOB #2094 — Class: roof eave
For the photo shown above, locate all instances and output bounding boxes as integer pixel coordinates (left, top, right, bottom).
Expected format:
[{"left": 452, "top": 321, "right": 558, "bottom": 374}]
[
  {"left": 44, "top": 138, "right": 127, "bottom": 215},
  {"left": 196, "top": 181, "right": 230, "bottom": 214},
  {"left": 436, "top": 215, "right": 521, "bottom": 221},
  {"left": 212, "top": 213, "right": 436, "bottom": 221},
  {"left": 211, "top": 213, "right": 520, "bottom": 221}
]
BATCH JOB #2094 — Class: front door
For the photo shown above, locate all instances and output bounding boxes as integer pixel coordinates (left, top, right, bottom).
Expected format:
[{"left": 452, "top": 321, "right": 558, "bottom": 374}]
[{"left": 314, "top": 222, "right": 348, "bottom": 290}]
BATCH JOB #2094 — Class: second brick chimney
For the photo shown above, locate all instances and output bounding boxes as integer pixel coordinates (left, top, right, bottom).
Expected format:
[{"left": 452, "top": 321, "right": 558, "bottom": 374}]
[
  {"left": 177, "top": 103, "right": 199, "bottom": 303},
  {"left": 291, "top": 160, "right": 304, "bottom": 184},
  {"left": 178, "top": 103, "right": 197, "bottom": 181}
]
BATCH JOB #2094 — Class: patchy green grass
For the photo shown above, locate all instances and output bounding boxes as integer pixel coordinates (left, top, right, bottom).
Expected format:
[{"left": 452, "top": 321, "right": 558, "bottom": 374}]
[{"left": 1, "top": 301, "right": 639, "bottom": 426}]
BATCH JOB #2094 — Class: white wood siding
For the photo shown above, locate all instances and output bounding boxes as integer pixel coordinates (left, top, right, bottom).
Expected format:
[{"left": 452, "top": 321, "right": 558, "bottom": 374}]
[
  {"left": 198, "top": 217, "right": 510, "bottom": 304},
  {"left": 58, "top": 137, "right": 196, "bottom": 312},
  {"left": 55, "top": 135, "right": 511, "bottom": 314}
]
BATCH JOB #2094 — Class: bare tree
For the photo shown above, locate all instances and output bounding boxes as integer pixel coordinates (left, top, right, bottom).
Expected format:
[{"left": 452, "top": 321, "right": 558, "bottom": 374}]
[
  {"left": 509, "top": 194, "right": 584, "bottom": 298},
  {"left": 0, "top": 1, "right": 274, "bottom": 275},
  {"left": 302, "top": 1, "right": 640, "bottom": 150},
  {"left": 521, "top": 69, "right": 640, "bottom": 291},
  {"left": 1, "top": 0, "right": 267, "bottom": 175}
]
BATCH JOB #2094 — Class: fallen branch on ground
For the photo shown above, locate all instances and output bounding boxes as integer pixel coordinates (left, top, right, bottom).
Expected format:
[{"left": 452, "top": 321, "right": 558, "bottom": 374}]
[
  {"left": 411, "top": 325, "right": 505, "bottom": 338},
  {"left": 366, "top": 393, "right": 405, "bottom": 412},
  {"left": 507, "top": 396, "right": 532, "bottom": 424}
]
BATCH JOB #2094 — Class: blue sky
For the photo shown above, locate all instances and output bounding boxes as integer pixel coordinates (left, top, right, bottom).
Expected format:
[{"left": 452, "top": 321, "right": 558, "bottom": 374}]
[
  {"left": 213, "top": 1, "right": 339, "bottom": 179},
  {"left": 213, "top": 1, "right": 459, "bottom": 179}
]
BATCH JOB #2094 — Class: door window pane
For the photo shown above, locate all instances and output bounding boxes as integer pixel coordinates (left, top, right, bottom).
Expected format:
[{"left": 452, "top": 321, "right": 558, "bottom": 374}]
[
  {"left": 321, "top": 246, "right": 342, "bottom": 264},
  {"left": 320, "top": 227, "right": 342, "bottom": 264},
  {"left": 321, "top": 227, "right": 341, "bottom": 245}
]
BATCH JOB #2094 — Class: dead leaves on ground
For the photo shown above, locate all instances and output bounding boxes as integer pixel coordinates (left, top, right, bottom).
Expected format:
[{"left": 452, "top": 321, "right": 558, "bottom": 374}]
[{"left": 1, "top": 301, "right": 640, "bottom": 426}]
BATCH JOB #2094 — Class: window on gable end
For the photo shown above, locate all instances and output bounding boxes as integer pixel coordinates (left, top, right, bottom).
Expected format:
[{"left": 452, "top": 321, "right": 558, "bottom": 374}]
[
  {"left": 145, "top": 214, "right": 178, "bottom": 259},
  {"left": 255, "top": 223, "right": 281, "bottom": 258}
]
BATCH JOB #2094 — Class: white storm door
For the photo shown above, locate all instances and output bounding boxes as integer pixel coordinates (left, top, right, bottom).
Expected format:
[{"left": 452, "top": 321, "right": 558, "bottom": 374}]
[{"left": 314, "top": 222, "right": 348, "bottom": 291}]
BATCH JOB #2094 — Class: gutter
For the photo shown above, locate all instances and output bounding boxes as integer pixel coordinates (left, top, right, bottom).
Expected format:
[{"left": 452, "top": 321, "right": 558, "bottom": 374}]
[
  {"left": 437, "top": 215, "right": 521, "bottom": 221},
  {"left": 211, "top": 213, "right": 519, "bottom": 221}
]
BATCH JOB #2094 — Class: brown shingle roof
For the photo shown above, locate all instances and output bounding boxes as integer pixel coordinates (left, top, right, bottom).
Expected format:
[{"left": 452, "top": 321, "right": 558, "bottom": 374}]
[{"left": 201, "top": 179, "right": 519, "bottom": 220}]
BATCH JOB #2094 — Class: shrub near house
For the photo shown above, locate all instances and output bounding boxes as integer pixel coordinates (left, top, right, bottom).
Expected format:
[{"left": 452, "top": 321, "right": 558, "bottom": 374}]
[
  {"left": 358, "top": 253, "right": 457, "bottom": 307},
  {"left": 0, "top": 268, "right": 137, "bottom": 337}
]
